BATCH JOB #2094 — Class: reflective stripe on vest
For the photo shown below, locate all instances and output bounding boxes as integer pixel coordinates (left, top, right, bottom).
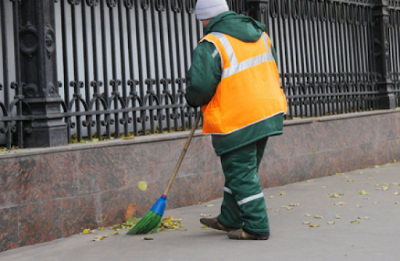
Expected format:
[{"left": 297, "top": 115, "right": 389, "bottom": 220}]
[
  {"left": 214, "top": 33, "right": 275, "bottom": 79},
  {"left": 200, "top": 32, "right": 288, "bottom": 135}
]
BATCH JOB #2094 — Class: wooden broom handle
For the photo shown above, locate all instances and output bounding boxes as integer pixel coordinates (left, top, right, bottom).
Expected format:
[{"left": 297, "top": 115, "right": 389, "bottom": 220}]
[{"left": 163, "top": 111, "right": 202, "bottom": 196}]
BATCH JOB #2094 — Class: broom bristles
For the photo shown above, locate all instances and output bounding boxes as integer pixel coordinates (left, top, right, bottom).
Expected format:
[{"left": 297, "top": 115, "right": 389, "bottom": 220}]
[{"left": 127, "top": 210, "right": 162, "bottom": 235}]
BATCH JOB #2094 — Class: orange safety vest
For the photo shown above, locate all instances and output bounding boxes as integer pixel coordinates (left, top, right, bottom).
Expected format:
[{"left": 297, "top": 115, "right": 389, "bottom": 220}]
[{"left": 200, "top": 32, "right": 288, "bottom": 135}]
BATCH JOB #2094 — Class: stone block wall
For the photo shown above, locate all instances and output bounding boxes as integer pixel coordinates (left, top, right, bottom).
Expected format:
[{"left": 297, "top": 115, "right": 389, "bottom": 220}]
[{"left": 1, "top": 110, "right": 399, "bottom": 251}]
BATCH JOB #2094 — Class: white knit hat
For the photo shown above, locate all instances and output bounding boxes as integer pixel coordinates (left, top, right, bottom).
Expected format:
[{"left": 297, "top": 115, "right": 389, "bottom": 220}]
[{"left": 195, "top": 0, "right": 229, "bottom": 20}]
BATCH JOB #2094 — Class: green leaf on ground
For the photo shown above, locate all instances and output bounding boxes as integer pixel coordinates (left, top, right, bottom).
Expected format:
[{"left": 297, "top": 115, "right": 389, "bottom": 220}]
[
  {"left": 358, "top": 216, "right": 370, "bottom": 219},
  {"left": 358, "top": 171, "right": 363, "bottom": 174},
  {"left": 305, "top": 214, "right": 311, "bottom": 217},
  {"left": 336, "top": 173, "right": 345, "bottom": 176},
  {"left": 309, "top": 224, "right": 320, "bottom": 228},
  {"left": 306, "top": 179, "right": 314, "bottom": 183},
  {"left": 314, "top": 215, "right": 323, "bottom": 219},
  {"left": 331, "top": 193, "right": 340, "bottom": 198},
  {"left": 327, "top": 222, "right": 335, "bottom": 225},
  {"left": 368, "top": 177, "right": 373, "bottom": 180},
  {"left": 303, "top": 222, "right": 311, "bottom": 225},
  {"left": 335, "top": 215, "right": 341, "bottom": 219},
  {"left": 279, "top": 191, "right": 286, "bottom": 195},
  {"left": 111, "top": 231, "right": 119, "bottom": 235},
  {"left": 356, "top": 205, "right": 362, "bottom": 208},
  {"left": 83, "top": 229, "right": 89, "bottom": 234},
  {"left": 200, "top": 225, "right": 209, "bottom": 229},
  {"left": 347, "top": 179, "right": 355, "bottom": 182},
  {"left": 351, "top": 220, "right": 360, "bottom": 224},
  {"left": 359, "top": 190, "right": 370, "bottom": 195},
  {"left": 206, "top": 204, "right": 214, "bottom": 207},
  {"left": 126, "top": 217, "right": 140, "bottom": 225},
  {"left": 382, "top": 186, "right": 389, "bottom": 191}
]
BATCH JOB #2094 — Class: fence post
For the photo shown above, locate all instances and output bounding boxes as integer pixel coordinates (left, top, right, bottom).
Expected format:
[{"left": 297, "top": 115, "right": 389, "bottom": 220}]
[
  {"left": 16, "top": 0, "right": 67, "bottom": 147},
  {"left": 246, "top": 0, "right": 269, "bottom": 24},
  {"left": 373, "top": 0, "right": 396, "bottom": 109}
]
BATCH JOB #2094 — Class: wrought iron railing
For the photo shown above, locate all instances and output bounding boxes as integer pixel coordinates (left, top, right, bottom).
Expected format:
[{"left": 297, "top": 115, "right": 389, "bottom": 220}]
[
  {"left": 388, "top": 2, "right": 400, "bottom": 106},
  {"left": 0, "top": 0, "right": 399, "bottom": 149}
]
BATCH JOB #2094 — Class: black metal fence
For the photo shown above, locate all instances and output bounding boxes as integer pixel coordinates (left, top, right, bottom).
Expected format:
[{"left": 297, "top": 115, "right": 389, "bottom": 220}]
[{"left": 0, "top": 0, "right": 399, "bottom": 149}]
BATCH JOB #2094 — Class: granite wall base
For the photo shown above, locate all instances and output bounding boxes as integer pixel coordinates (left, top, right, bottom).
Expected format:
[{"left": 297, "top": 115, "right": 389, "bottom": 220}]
[{"left": 1, "top": 111, "right": 399, "bottom": 251}]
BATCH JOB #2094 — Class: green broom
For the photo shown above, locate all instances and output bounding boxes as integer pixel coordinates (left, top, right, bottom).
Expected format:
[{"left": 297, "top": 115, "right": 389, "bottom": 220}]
[{"left": 127, "top": 112, "right": 202, "bottom": 235}]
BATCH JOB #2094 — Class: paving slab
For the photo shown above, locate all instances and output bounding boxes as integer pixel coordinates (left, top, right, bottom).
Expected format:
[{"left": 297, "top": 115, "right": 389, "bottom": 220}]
[{"left": 1, "top": 162, "right": 399, "bottom": 261}]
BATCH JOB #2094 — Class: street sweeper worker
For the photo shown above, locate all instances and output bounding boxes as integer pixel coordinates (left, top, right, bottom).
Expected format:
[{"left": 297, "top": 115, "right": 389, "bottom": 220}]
[{"left": 185, "top": 0, "right": 287, "bottom": 240}]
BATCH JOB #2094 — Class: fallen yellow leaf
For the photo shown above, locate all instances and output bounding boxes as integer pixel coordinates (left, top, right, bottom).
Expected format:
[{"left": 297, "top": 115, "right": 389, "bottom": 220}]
[
  {"left": 309, "top": 224, "right": 320, "bottom": 228},
  {"left": 333, "top": 202, "right": 346, "bottom": 205},
  {"left": 138, "top": 181, "right": 147, "bottom": 191}
]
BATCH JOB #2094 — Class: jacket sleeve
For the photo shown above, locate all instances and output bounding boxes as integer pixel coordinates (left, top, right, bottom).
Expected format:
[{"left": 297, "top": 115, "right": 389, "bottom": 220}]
[{"left": 185, "top": 41, "right": 222, "bottom": 108}]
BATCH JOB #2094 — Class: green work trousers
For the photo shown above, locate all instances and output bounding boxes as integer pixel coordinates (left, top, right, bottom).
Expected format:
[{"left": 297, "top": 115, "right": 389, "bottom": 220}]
[{"left": 217, "top": 137, "right": 269, "bottom": 234}]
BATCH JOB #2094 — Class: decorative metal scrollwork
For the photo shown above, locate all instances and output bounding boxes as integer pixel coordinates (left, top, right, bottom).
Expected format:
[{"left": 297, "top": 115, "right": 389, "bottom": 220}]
[
  {"left": 281, "top": 0, "right": 289, "bottom": 19},
  {"left": 347, "top": 4, "right": 354, "bottom": 24},
  {"left": 338, "top": 2, "right": 345, "bottom": 24},
  {"left": 171, "top": 0, "right": 182, "bottom": 13},
  {"left": 68, "top": 0, "right": 81, "bottom": 5},
  {"left": 293, "top": 0, "right": 300, "bottom": 20},
  {"left": 86, "top": 0, "right": 99, "bottom": 7},
  {"left": 270, "top": 0, "right": 278, "bottom": 18},
  {"left": 310, "top": 0, "right": 318, "bottom": 22},
  {"left": 106, "top": 0, "right": 117, "bottom": 8},
  {"left": 124, "top": 0, "right": 134, "bottom": 9},
  {"left": 186, "top": 0, "right": 195, "bottom": 14},
  {"left": 141, "top": 0, "right": 150, "bottom": 10},
  {"left": 329, "top": 1, "right": 336, "bottom": 23},
  {"left": 320, "top": 0, "right": 328, "bottom": 22}
]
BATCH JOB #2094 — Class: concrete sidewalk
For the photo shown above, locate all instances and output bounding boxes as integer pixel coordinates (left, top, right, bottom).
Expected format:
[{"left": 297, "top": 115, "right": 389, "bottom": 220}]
[{"left": 1, "top": 162, "right": 399, "bottom": 261}]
